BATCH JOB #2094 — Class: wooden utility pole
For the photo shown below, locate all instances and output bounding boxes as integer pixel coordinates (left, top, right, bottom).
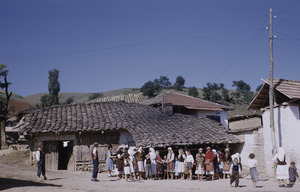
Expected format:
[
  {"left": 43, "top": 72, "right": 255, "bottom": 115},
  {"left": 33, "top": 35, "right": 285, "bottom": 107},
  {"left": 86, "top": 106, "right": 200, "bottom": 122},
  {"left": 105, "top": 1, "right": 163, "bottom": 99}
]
[{"left": 269, "top": 8, "right": 276, "bottom": 156}]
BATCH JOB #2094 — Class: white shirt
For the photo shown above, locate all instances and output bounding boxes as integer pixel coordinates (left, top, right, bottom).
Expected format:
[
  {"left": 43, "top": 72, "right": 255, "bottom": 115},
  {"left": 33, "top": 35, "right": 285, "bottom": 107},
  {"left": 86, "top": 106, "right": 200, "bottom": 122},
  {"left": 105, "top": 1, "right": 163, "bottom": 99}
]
[
  {"left": 36, "top": 150, "right": 41, "bottom": 162},
  {"left": 185, "top": 154, "right": 194, "bottom": 164},
  {"left": 167, "top": 152, "right": 174, "bottom": 162},
  {"left": 248, "top": 159, "right": 258, "bottom": 168}
]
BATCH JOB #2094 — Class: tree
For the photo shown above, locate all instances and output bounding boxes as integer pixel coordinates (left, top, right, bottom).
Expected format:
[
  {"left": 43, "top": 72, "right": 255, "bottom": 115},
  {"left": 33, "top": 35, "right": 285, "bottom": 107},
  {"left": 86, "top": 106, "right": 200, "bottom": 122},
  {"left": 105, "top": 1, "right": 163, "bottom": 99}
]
[
  {"left": 65, "top": 97, "right": 74, "bottom": 104},
  {"left": 0, "top": 64, "right": 12, "bottom": 149},
  {"left": 202, "top": 82, "right": 223, "bottom": 103},
  {"left": 158, "top": 76, "right": 171, "bottom": 88},
  {"left": 48, "top": 69, "right": 60, "bottom": 106},
  {"left": 256, "top": 84, "right": 263, "bottom": 92},
  {"left": 232, "top": 80, "right": 253, "bottom": 104},
  {"left": 188, "top": 86, "right": 199, "bottom": 97},
  {"left": 173, "top": 75, "right": 185, "bottom": 91},
  {"left": 40, "top": 94, "right": 50, "bottom": 108},
  {"left": 232, "top": 80, "right": 250, "bottom": 94},
  {"left": 88, "top": 93, "right": 103, "bottom": 101},
  {"left": 140, "top": 81, "right": 161, "bottom": 97}
]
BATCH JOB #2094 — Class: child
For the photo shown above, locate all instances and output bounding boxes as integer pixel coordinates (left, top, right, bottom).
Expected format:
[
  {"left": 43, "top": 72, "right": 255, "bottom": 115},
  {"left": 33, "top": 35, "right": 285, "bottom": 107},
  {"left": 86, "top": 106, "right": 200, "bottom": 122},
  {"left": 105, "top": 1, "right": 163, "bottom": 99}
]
[
  {"left": 230, "top": 158, "right": 241, "bottom": 188},
  {"left": 178, "top": 148, "right": 186, "bottom": 180},
  {"left": 123, "top": 155, "right": 131, "bottom": 182},
  {"left": 185, "top": 150, "right": 194, "bottom": 180},
  {"left": 163, "top": 155, "right": 168, "bottom": 180},
  {"left": 289, "top": 162, "right": 299, "bottom": 185},
  {"left": 156, "top": 150, "right": 163, "bottom": 180},
  {"left": 248, "top": 153, "right": 259, "bottom": 188},
  {"left": 174, "top": 156, "right": 179, "bottom": 179},
  {"left": 144, "top": 153, "right": 152, "bottom": 180}
]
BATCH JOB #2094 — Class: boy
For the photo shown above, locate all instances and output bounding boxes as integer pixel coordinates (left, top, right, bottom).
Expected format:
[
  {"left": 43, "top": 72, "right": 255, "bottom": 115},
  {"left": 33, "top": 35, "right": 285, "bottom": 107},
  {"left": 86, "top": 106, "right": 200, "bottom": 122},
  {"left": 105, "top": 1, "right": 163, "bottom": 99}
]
[
  {"left": 289, "top": 162, "right": 299, "bottom": 185},
  {"left": 230, "top": 158, "right": 241, "bottom": 187}
]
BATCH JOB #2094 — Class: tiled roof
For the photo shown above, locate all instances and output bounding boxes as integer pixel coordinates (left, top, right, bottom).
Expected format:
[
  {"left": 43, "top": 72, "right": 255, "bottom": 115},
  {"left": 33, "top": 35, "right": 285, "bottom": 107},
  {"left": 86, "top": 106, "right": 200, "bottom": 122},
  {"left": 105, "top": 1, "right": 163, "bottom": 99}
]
[
  {"left": 248, "top": 79, "right": 300, "bottom": 109},
  {"left": 89, "top": 93, "right": 148, "bottom": 104},
  {"left": 143, "top": 92, "right": 232, "bottom": 111},
  {"left": 20, "top": 102, "right": 241, "bottom": 147}
]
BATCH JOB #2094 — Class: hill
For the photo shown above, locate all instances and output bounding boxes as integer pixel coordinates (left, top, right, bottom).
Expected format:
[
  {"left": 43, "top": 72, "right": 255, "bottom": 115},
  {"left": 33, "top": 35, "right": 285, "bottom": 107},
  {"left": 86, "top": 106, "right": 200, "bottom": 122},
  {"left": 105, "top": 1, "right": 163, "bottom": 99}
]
[{"left": 8, "top": 87, "right": 257, "bottom": 118}]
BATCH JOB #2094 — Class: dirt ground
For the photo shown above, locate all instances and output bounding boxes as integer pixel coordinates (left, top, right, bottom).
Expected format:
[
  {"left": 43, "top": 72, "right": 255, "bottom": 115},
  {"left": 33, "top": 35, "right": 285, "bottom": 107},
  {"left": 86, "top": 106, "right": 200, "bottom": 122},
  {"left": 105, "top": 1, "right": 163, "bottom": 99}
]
[{"left": 0, "top": 150, "right": 299, "bottom": 192}]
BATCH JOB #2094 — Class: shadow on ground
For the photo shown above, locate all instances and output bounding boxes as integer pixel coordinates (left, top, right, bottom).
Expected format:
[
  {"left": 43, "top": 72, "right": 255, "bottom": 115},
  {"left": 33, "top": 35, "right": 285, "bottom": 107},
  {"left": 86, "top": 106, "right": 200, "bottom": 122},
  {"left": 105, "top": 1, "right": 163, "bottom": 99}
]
[{"left": 0, "top": 178, "right": 62, "bottom": 191}]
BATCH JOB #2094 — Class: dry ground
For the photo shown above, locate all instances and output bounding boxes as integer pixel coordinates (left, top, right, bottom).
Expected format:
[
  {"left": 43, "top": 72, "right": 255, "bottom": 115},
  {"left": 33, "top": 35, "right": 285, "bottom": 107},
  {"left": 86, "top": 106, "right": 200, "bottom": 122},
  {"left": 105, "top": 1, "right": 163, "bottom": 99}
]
[{"left": 0, "top": 150, "right": 299, "bottom": 192}]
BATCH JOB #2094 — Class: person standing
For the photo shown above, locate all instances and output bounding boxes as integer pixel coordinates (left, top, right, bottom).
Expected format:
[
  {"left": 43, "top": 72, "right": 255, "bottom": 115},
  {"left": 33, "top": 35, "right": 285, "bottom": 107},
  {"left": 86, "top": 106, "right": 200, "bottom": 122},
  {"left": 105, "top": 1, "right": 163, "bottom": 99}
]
[
  {"left": 230, "top": 158, "right": 241, "bottom": 188},
  {"left": 184, "top": 150, "right": 194, "bottom": 180},
  {"left": 248, "top": 153, "right": 259, "bottom": 188},
  {"left": 177, "top": 148, "right": 186, "bottom": 179},
  {"left": 105, "top": 145, "right": 116, "bottom": 177},
  {"left": 195, "top": 151, "right": 205, "bottom": 181},
  {"left": 135, "top": 147, "right": 144, "bottom": 180},
  {"left": 272, "top": 147, "right": 289, "bottom": 187},
  {"left": 91, "top": 142, "right": 99, "bottom": 181},
  {"left": 36, "top": 142, "right": 47, "bottom": 181},
  {"left": 212, "top": 149, "right": 220, "bottom": 180},
  {"left": 204, "top": 147, "right": 214, "bottom": 180},
  {"left": 166, "top": 147, "right": 175, "bottom": 180},
  {"left": 149, "top": 148, "right": 157, "bottom": 180},
  {"left": 156, "top": 150, "right": 163, "bottom": 180},
  {"left": 289, "top": 162, "right": 299, "bottom": 185},
  {"left": 223, "top": 148, "right": 232, "bottom": 179}
]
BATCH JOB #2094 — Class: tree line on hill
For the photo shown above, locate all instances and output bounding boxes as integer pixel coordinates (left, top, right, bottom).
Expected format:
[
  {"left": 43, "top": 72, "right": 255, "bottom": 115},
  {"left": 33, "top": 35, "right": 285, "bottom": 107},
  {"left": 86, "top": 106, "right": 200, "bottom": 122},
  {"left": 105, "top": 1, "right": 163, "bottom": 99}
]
[{"left": 140, "top": 75, "right": 261, "bottom": 105}]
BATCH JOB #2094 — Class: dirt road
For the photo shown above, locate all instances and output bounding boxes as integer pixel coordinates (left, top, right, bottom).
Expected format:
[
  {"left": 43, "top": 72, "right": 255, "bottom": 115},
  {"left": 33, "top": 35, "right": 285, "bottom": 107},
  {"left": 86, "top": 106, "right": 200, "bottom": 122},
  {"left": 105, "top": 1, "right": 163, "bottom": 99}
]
[{"left": 0, "top": 150, "right": 299, "bottom": 192}]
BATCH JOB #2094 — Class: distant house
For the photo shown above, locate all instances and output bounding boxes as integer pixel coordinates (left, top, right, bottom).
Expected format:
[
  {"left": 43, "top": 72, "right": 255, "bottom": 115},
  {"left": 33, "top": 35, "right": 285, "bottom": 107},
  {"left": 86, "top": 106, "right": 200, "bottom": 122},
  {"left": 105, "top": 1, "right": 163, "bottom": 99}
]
[
  {"left": 248, "top": 78, "right": 300, "bottom": 178},
  {"left": 143, "top": 92, "right": 233, "bottom": 128},
  {"left": 19, "top": 102, "right": 240, "bottom": 172}
]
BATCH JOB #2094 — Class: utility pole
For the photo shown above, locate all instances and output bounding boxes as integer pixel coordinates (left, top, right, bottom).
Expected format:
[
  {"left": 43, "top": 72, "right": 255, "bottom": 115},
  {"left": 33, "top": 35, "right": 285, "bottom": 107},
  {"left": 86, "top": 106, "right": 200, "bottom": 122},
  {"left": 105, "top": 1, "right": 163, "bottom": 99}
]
[{"left": 269, "top": 8, "right": 276, "bottom": 160}]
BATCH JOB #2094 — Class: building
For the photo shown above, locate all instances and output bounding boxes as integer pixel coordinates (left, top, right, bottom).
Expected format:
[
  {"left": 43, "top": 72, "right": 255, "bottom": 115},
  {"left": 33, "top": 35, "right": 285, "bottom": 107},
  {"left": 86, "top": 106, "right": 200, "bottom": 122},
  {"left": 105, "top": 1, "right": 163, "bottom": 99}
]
[
  {"left": 227, "top": 114, "right": 267, "bottom": 178},
  {"left": 143, "top": 92, "right": 233, "bottom": 128},
  {"left": 248, "top": 78, "right": 300, "bottom": 178},
  {"left": 19, "top": 101, "right": 240, "bottom": 172}
]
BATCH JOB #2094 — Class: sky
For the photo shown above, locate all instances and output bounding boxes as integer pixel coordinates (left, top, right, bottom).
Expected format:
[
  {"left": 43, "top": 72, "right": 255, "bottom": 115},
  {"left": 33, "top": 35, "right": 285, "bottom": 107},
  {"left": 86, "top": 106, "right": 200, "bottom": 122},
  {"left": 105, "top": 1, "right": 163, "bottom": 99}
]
[{"left": 1, "top": 0, "right": 300, "bottom": 96}]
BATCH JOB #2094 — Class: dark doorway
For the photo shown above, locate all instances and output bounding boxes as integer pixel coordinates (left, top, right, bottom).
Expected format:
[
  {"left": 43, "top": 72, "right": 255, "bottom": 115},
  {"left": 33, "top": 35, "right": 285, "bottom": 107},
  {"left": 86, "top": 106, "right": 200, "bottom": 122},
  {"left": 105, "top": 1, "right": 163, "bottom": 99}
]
[{"left": 58, "top": 141, "right": 73, "bottom": 170}]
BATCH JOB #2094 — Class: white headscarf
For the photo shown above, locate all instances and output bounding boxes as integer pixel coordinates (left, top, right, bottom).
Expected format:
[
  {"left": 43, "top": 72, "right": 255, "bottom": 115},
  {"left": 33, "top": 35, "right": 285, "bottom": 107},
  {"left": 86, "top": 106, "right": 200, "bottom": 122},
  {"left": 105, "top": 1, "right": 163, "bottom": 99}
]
[
  {"left": 149, "top": 148, "right": 156, "bottom": 163},
  {"left": 277, "top": 147, "right": 285, "bottom": 162},
  {"left": 138, "top": 147, "right": 143, "bottom": 153}
]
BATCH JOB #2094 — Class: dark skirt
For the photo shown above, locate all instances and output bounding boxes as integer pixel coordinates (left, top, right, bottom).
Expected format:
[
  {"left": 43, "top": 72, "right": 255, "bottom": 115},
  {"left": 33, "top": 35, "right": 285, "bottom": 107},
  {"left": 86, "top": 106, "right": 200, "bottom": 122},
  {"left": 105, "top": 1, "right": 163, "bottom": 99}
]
[{"left": 250, "top": 167, "right": 259, "bottom": 182}]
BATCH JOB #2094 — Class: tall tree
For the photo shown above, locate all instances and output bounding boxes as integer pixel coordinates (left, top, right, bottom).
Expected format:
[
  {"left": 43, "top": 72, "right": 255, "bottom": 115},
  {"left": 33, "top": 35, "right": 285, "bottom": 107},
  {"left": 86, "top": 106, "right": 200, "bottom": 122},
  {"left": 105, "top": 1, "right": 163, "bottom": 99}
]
[
  {"left": 173, "top": 75, "right": 185, "bottom": 91},
  {"left": 0, "top": 64, "right": 12, "bottom": 149},
  {"left": 202, "top": 82, "right": 223, "bottom": 102},
  {"left": 48, "top": 69, "right": 60, "bottom": 106},
  {"left": 232, "top": 80, "right": 253, "bottom": 104}
]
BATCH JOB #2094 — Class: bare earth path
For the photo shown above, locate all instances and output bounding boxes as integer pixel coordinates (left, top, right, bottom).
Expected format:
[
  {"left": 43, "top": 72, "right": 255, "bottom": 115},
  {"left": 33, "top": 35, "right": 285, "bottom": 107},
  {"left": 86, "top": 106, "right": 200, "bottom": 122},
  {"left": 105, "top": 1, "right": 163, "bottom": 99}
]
[{"left": 0, "top": 150, "right": 299, "bottom": 192}]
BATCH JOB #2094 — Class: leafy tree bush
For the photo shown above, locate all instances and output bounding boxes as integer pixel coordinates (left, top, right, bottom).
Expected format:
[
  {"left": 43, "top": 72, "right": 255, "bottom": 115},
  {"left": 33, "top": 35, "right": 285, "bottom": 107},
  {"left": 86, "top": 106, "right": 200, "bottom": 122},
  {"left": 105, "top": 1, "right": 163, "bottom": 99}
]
[
  {"left": 158, "top": 76, "right": 172, "bottom": 88},
  {"left": 48, "top": 69, "right": 60, "bottom": 106},
  {"left": 89, "top": 93, "right": 103, "bottom": 101},
  {"left": 188, "top": 86, "right": 199, "bottom": 97},
  {"left": 65, "top": 97, "right": 74, "bottom": 104},
  {"left": 140, "top": 81, "right": 161, "bottom": 97}
]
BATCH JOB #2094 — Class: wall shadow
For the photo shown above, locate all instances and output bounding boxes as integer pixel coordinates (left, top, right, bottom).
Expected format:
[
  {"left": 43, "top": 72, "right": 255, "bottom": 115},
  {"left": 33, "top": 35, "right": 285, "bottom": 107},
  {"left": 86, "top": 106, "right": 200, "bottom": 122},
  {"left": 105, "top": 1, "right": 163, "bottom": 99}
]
[{"left": 0, "top": 178, "right": 62, "bottom": 191}]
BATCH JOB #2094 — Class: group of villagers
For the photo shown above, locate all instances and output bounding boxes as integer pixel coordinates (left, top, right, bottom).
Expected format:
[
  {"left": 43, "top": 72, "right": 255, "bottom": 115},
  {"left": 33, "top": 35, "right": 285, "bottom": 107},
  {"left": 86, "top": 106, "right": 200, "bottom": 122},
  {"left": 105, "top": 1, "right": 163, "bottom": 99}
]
[{"left": 105, "top": 145, "right": 249, "bottom": 186}]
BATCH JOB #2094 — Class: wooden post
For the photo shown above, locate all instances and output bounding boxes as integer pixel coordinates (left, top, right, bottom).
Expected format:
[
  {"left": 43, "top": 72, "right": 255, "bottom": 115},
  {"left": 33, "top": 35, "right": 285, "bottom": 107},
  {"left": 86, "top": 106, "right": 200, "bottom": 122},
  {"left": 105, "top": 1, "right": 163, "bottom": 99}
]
[{"left": 269, "top": 8, "right": 277, "bottom": 180}]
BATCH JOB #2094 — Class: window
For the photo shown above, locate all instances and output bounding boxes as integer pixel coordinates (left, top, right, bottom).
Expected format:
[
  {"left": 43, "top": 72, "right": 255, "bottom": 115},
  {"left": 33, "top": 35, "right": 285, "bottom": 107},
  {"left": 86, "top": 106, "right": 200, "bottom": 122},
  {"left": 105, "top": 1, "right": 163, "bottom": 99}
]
[{"left": 206, "top": 115, "right": 221, "bottom": 123}]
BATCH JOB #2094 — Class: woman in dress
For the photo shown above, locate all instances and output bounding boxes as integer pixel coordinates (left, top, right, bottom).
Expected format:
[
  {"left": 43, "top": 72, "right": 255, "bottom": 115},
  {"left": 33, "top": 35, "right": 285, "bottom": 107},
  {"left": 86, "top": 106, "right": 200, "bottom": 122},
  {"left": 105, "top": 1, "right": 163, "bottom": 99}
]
[
  {"left": 105, "top": 145, "right": 116, "bottom": 177},
  {"left": 177, "top": 148, "right": 186, "bottom": 179},
  {"left": 149, "top": 148, "right": 157, "bottom": 180},
  {"left": 248, "top": 153, "right": 259, "bottom": 188},
  {"left": 204, "top": 147, "right": 214, "bottom": 180},
  {"left": 195, "top": 150, "right": 205, "bottom": 181},
  {"left": 272, "top": 147, "right": 289, "bottom": 187},
  {"left": 135, "top": 147, "right": 144, "bottom": 180},
  {"left": 223, "top": 148, "right": 231, "bottom": 179}
]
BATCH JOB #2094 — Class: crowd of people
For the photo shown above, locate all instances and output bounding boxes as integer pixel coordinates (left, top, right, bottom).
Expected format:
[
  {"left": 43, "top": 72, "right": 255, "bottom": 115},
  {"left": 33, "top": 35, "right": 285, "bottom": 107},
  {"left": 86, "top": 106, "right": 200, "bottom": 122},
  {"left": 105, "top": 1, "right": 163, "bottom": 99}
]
[{"left": 99, "top": 144, "right": 249, "bottom": 187}]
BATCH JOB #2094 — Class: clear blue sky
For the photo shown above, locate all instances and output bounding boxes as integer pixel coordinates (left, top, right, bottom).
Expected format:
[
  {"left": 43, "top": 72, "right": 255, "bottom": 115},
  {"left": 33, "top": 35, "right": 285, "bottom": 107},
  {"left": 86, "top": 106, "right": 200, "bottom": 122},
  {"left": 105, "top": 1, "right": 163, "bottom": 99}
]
[{"left": 1, "top": 0, "right": 300, "bottom": 96}]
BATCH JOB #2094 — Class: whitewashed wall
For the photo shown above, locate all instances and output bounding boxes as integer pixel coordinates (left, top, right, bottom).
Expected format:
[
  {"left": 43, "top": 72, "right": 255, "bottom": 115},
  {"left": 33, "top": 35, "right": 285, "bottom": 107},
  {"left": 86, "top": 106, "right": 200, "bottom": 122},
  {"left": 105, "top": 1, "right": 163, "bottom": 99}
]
[
  {"left": 197, "top": 110, "right": 228, "bottom": 129},
  {"left": 262, "top": 104, "right": 300, "bottom": 178}
]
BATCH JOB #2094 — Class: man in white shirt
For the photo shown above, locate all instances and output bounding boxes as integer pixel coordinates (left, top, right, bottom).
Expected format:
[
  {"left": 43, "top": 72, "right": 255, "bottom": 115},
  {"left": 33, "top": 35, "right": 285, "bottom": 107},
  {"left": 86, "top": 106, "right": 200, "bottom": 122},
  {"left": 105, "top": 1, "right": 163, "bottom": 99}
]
[
  {"left": 36, "top": 142, "right": 47, "bottom": 180},
  {"left": 91, "top": 142, "right": 99, "bottom": 181}
]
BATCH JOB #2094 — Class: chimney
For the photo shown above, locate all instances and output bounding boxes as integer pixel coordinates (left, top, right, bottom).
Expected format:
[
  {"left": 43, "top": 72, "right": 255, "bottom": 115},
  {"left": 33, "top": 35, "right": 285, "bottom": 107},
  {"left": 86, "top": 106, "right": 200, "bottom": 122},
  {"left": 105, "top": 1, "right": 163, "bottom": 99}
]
[{"left": 163, "top": 103, "right": 173, "bottom": 116}]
